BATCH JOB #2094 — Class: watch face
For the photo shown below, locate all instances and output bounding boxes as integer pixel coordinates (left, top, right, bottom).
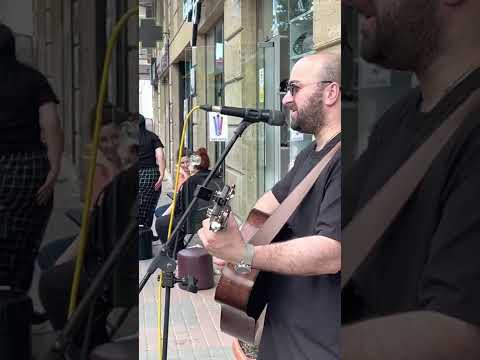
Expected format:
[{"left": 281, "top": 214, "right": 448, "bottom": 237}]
[{"left": 234, "top": 264, "right": 251, "bottom": 274}]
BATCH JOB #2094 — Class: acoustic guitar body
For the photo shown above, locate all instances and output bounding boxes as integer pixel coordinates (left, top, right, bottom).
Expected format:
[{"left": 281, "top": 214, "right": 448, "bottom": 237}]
[{"left": 214, "top": 209, "right": 290, "bottom": 343}]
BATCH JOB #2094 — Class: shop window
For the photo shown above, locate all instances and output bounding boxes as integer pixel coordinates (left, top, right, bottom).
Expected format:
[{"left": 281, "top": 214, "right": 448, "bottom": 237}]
[{"left": 205, "top": 21, "right": 225, "bottom": 177}]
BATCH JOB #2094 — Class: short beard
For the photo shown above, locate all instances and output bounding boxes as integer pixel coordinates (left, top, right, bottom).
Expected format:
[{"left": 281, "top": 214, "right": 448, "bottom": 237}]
[
  {"left": 361, "top": 0, "right": 441, "bottom": 72},
  {"left": 290, "top": 88, "right": 325, "bottom": 135}
]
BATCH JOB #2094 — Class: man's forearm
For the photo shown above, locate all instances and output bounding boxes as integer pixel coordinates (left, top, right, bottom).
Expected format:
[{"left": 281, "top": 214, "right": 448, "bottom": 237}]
[
  {"left": 45, "top": 125, "right": 64, "bottom": 174},
  {"left": 40, "top": 103, "right": 64, "bottom": 174},
  {"left": 342, "top": 311, "right": 480, "bottom": 360},
  {"left": 252, "top": 235, "right": 340, "bottom": 276},
  {"left": 156, "top": 149, "right": 166, "bottom": 177},
  {"left": 159, "top": 158, "right": 166, "bottom": 177}
]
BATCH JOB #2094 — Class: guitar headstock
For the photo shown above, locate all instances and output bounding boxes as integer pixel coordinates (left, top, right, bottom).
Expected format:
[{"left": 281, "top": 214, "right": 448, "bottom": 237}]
[{"left": 207, "top": 185, "right": 235, "bottom": 232}]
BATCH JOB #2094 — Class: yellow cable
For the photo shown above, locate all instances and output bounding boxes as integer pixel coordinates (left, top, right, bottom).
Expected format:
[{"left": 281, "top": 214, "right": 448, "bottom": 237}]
[
  {"left": 167, "top": 106, "right": 201, "bottom": 240},
  {"left": 158, "top": 105, "right": 200, "bottom": 359},
  {"left": 68, "top": 7, "right": 139, "bottom": 317}
]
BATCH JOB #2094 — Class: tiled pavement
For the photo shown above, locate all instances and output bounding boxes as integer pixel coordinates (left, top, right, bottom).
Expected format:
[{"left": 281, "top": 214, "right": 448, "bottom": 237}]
[{"left": 139, "top": 178, "right": 236, "bottom": 360}]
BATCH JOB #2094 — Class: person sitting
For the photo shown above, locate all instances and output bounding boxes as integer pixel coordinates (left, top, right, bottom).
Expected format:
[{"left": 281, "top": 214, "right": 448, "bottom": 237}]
[
  {"left": 90, "top": 104, "right": 124, "bottom": 206},
  {"left": 155, "top": 147, "right": 222, "bottom": 257},
  {"left": 154, "top": 148, "right": 191, "bottom": 218},
  {"left": 175, "top": 153, "right": 191, "bottom": 191},
  {"left": 52, "top": 105, "right": 125, "bottom": 266}
]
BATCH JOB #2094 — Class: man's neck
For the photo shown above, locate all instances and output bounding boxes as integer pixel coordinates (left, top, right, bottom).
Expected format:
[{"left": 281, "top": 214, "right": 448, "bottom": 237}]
[
  {"left": 314, "top": 123, "right": 341, "bottom": 151},
  {"left": 417, "top": 52, "right": 480, "bottom": 112}
]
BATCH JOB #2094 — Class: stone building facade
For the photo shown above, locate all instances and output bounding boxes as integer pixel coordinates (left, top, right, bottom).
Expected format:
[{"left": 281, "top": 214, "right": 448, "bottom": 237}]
[
  {"left": 32, "top": 0, "right": 139, "bottom": 182},
  {"left": 147, "top": 0, "right": 340, "bottom": 218}
]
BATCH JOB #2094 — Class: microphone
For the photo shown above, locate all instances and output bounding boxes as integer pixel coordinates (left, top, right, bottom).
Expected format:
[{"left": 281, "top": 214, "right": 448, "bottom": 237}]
[{"left": 200, "top": 105, "right": 286, "bottom": 126}]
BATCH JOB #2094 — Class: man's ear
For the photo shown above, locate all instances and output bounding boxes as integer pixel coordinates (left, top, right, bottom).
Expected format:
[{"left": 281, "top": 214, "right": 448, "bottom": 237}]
[{"left": 324, "top": 83, "right": 341, "bottom": 106}]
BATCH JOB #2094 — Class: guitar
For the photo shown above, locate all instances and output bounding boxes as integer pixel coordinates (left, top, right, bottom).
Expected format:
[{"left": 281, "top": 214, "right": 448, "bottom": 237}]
[{"left": 208, "top": 186, "right": 290, "bottom": 344}]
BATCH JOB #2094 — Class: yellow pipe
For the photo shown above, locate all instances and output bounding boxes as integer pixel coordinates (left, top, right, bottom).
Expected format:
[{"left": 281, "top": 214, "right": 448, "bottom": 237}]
[
  {"left": 68, "top": 7, "right": 139, "bottom": 316},
  {"left": 167, "top": 106, "right": 201, "bottom": 240}
]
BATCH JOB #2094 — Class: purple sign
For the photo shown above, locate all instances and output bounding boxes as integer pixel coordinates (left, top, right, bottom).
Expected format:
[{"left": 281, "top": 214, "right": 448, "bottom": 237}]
[{"left": 214, "top": 113, "right": 223, "bottom": 136}]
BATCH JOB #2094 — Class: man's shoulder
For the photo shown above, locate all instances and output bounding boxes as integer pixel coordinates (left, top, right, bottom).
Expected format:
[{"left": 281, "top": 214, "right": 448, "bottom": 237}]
[{"left": 148, "top": 130, "right": 163, "bottom": 142}]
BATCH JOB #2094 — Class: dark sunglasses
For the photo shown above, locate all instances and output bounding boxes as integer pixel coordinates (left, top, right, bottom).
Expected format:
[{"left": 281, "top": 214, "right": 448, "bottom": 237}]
[{"left": 285, "top": 80, "right": 335, "bottom": 96}]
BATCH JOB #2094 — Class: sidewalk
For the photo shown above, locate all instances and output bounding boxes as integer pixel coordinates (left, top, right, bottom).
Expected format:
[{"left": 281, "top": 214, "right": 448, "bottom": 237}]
[{"left": 139, "top": 176, "right": 235, "bottom": 360}]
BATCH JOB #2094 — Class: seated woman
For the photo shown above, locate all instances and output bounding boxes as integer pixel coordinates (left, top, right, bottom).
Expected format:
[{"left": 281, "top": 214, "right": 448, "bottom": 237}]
[
  {"left": 154, "top": 148, "right": 191, "bottom": 218},
  {"left": 52, "top": 105, "right": 124, "bottom": 265},
  {"left": 90, "top": 105, "right": 123, "bottom": 205},
  {"left": 37, "top": 105, "right": 135, "bottom": 352},
  {"left": 176, "top": 151, "right": 192, "bottom": 191},
  {"left": 155, "top": 148, "right": 223, "bottom": 258}
]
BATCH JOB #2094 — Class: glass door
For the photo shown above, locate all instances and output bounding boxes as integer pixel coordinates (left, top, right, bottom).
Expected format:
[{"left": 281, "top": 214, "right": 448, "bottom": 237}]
[{"left": 257, "top": 35, "right": 290, "bottom": 193}]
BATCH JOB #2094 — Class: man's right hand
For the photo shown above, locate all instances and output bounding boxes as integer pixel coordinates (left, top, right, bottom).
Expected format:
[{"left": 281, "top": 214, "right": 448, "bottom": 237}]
[{"left": 37, "top": 169, "right": 58, "bottom": 205}]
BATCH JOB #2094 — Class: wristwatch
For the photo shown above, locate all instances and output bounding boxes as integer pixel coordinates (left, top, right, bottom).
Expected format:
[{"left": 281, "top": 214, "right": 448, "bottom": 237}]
[{"left": 234, "top": 243, "right": 255, "bottom": 274}]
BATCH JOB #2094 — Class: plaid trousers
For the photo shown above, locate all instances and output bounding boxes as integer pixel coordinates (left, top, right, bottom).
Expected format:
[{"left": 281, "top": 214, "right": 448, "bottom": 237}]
[
  {"left": 0, "top": 151, "right": 53, "bottom": 290},
  {"left": 138, "top": 167, "right": 161, "bottom": 226}
]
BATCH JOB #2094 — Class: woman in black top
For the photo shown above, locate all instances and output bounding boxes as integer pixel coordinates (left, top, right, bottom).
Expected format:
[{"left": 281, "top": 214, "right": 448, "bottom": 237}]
[
  {"left": 155, "top": 148, "right": 223, "bottom": 257},
  {"left": 0, "top": 24, "right": 64, "bottom": 291},
  {"left": 137, "top": 114, "right": 165, "bottom": 226}
]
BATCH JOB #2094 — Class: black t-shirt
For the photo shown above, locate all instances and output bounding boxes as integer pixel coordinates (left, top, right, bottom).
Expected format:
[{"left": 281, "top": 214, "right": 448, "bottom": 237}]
[
  {"left": 342, "top": 68, "right": 480, "bottom": 327},
  {"left": 258, "top": 135, "right": 341, "bottom": 360},
  {"left": 0, "top": 62, "right": 59, "bottom": 154},
  {"left": 138, "top": 130, "right": 163, "bottom": 169}
]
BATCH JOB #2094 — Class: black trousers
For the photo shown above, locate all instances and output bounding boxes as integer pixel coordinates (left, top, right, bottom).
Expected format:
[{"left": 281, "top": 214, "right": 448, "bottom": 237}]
[
  {"left": 0, "top": 151, "right": 53, "bottom": 291},
  {"left": 38, "top": 260, "right": 109, "bottom": 350},
  {"left": 138, "top": 167, "right": 161, "bottom": 227}
]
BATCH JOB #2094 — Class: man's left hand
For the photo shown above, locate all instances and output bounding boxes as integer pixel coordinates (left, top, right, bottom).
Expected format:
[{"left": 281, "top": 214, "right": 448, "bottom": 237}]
[{"left": 198, "top": 215, "right": 245, "bottom": 264}]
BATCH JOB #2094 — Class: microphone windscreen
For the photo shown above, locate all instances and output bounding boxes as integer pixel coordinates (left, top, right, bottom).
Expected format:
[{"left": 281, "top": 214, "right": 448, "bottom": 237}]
[{"left": 268, "top": 110, "right": 287, "bottom": 126}]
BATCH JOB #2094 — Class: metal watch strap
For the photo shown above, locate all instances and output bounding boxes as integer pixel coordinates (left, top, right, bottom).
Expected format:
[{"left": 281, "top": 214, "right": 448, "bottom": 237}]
[
  {"left": 234, "top": 243, "right": 255, "bottom": 273},
  {"left": 242, "top": 243, "right": 255, "bottom": 266}
]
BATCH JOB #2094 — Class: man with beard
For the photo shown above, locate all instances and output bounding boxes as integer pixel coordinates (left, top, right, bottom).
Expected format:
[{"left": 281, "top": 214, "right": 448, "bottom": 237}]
[
  {"left": 198, "top": 53, "right": 342, "bottom": 360},
  {"left": 342, "top": 0, "right": 480, "bottom": 358}
]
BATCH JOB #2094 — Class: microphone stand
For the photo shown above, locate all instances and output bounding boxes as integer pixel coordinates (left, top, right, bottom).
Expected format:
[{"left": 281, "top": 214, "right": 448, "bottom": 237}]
[{"left": 138, "top": 119, "right": 253, "bottom": 360}]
